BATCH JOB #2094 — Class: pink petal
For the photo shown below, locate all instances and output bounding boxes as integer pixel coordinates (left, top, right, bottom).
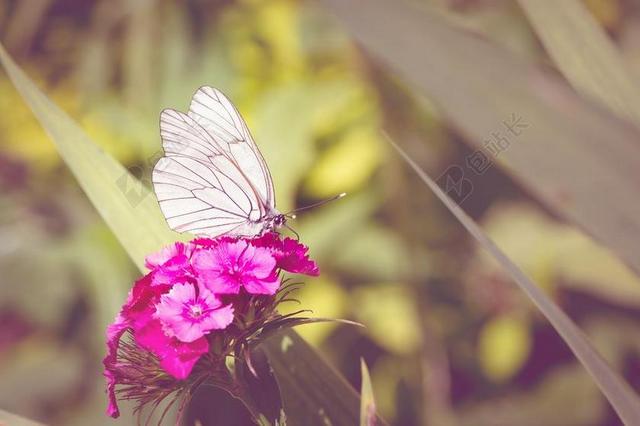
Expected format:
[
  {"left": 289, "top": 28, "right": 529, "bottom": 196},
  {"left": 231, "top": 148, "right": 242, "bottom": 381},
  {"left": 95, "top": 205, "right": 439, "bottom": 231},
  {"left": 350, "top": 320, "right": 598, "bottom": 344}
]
[
  {"left": 244, "top": 245, "right": 277, "bottom": 278},
  {"left": 105, "top": 369, "right": 120, "bottom": 418},
  {"left": 169, "top": 320, "right": 203, "bottom": 343},
  {"left": 251, "top": 232, "right": 279, "bottom": 247},
  {"left": 103, "top": 313, "right": 130, "bottom": 418},
  {"left": 145, "top": 242, "right": 190, "bottom": 269},
  {"left": 193, "top": 245, "right": 243, "bottom": 294},
  {"left": 135, "top": 320, "right": 208, "bottom": 379},
  {"left": 243, "top": 273, "right": 281, "bottom": 295},
  {"left": 199, "top": 287, "right": 223, "bottom": 309},
  {"left": 104, "top": 314, "right": 129, "bottom": 365},
  {"left": 123, "top": 274, "right": 169, "bottom": 331},
  {"left": 192, "top": 236, "right": 234, "bottom": 248},
  {"left": 135, "top": 319, "right": 169, "bottom": 354},
  {"left": 160, "top": 336, "right": 209, "bottom": 380},
  {"left": 279, "top": 238, "right": 319, "bottom": 276},
  {"left": 191, "top": 238, "right": 217, "bottom": 248},
  {"left": 251, "top": 233, "right": 319, "bottom": 276},
  {"left": 144, "top": 242, "right": 195, "bottom": 286},
  {"left": 223, "top": 240, "right": 249, "bottom": 263},
  {"left": 199, "top": 302, "right": 235, "bottom": 331},
  {"left": 191, "top": 248, "right": 220, "bottom": 272},
  {"left": 197, "top": 270, "right": 241, "bottom": 294},
  {"left": 154, "top": 283, "right": 196, "bottom": 339},
  {"left": 145, "top": 244, "right": 178, "bottom": 269}
]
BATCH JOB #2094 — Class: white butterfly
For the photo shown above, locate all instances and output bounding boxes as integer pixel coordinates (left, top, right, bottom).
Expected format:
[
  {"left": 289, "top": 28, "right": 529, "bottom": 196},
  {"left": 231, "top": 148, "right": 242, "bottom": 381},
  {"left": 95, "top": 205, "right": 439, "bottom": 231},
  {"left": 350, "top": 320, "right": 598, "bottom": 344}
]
[{"left": 152, "top": 86, "right": 287, "bottom": 238}]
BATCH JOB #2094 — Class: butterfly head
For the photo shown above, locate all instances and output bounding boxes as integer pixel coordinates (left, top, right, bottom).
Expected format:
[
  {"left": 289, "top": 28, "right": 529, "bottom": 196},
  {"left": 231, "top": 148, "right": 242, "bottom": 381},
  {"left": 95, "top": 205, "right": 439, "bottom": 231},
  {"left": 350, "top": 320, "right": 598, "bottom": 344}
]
[
  {"left": 272, "top": 214, "right": 287, "bottom": 228},
  {"left": 260, "top": 211, "right": 288, "bottom": 234}
]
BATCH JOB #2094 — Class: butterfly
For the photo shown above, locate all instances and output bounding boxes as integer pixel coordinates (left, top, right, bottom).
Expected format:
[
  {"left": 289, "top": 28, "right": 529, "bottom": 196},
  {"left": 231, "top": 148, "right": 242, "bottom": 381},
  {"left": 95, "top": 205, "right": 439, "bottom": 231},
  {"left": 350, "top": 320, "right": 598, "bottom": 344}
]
[{"left": 152, "top": 86, "right": 344, "bottom": 238}]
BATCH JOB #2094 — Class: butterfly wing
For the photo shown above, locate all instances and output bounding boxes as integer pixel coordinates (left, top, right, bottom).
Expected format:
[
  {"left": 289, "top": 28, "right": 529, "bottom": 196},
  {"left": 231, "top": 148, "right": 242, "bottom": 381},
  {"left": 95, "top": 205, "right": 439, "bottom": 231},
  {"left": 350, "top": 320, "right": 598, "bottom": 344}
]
[
  {"left": 187, "top": 86, "right": 275, "bottom": 212},
  {"left": 152, "top": 102, "right": 270, "bottom": 237}
]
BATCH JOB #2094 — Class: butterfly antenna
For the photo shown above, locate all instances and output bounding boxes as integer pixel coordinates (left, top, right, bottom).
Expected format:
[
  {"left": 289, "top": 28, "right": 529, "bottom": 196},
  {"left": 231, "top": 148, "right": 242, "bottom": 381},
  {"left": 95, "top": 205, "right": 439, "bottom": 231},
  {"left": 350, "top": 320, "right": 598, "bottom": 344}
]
[
  {"left": 285, "top": 192, "right": 347, "bottom": 218},
  {"left": 283, "top": 222, "right": 300, "bottom": 240}
]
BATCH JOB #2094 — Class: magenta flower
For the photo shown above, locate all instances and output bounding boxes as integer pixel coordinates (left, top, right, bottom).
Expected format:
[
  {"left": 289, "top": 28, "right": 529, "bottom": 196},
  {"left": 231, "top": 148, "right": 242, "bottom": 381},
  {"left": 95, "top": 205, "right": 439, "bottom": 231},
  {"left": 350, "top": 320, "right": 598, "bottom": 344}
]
[
  {"left": 252, "top": 233, "right": 320, "bottom": 276},
  {"left": 145, "top": 242, "right": 195, "bottom": 286},
  {"left": 103, "top": 233, "right": 321, "bottom": 419},
  {"left": 103, "top": 272, "right": 226, "bottom": 417},
  {"left": 192, "top": 240, "right": 280, "bottom": 295},
  {"left": 155, "top": 283, "right": 234, "bottom": 342}
]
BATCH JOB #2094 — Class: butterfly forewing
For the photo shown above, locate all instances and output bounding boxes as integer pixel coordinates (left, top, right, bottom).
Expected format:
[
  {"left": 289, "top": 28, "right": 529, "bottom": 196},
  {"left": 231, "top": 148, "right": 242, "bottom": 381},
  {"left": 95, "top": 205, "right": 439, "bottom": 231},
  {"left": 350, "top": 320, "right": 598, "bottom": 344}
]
[
  {"left": 152, "top": 87, "right": 276, "bottom": 238},
  {"left": 187, "top": 86, "right": 275, "bottom": 207}
]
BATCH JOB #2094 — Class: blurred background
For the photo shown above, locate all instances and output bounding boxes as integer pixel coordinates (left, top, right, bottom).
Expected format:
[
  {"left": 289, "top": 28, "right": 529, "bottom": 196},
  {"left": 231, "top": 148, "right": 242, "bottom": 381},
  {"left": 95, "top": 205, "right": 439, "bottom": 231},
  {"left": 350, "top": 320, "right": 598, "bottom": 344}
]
[{"left": 1, "top": 0, "right": 640, "bottom": 425}]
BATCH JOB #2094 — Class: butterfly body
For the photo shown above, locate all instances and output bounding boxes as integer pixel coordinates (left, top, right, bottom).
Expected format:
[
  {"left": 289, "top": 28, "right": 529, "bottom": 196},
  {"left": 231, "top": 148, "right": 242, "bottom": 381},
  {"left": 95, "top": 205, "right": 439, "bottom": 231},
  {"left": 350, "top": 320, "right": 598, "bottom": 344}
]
[
  {"left": 233, "top": 209, "right": 287, "bottom": 237},
  {"left": 152, "top": 86, "right": 281, "bottom": 239}
]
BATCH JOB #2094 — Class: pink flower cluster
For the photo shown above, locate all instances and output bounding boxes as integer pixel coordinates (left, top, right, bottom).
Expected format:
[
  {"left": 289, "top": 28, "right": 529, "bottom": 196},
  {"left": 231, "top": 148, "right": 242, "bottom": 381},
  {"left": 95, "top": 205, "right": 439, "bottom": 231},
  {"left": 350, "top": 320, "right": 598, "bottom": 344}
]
[{"left": 103, "top": 233, "right": 318, "bottom": 418}]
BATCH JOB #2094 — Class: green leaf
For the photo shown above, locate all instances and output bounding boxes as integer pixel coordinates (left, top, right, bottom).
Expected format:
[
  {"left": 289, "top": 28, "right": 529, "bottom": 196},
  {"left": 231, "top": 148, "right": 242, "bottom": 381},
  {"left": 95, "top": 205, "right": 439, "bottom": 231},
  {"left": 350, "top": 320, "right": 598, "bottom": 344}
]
[
  {"left": 388, "top": 137, "right": 640, "bottom": 425},
  {"left": 360, "top": 359, "right": 376, "bottom": 426},
  {"left": 0, "top": 43, "right": 182, "bottom": 272},
  {"left": 517, "top": 0, "right": 640, "bottom": 122},
  {"left": 318, "top": 0, "right": 640, "bottom": 276},
  {"left": 236, "top": 347, "right": 285, "bottom": 424},
  {"left": 0, "top": 42, "right": 371, "bottom": 425},
  {"left": 262, "top": 331, "right": 388, "bottom": 426}
]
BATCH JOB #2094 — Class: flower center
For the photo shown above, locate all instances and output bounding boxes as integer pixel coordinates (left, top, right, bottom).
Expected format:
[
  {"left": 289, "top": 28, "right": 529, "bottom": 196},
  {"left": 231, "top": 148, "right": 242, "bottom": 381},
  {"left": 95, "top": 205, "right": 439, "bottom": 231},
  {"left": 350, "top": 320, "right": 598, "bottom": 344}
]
[
  {"left": 228, "top": 264, "right": 244, "bottom": 281},
  {"left": 189, "top": 303, "right": 204, "bottom": 318}
]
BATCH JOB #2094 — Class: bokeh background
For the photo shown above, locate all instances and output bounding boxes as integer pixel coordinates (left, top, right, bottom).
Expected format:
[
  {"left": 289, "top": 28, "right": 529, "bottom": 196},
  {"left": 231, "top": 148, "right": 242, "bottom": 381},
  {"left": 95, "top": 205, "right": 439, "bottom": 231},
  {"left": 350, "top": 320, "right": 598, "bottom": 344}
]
[{"left": 1, "top": 0, "right": 640, "bottom": 425}]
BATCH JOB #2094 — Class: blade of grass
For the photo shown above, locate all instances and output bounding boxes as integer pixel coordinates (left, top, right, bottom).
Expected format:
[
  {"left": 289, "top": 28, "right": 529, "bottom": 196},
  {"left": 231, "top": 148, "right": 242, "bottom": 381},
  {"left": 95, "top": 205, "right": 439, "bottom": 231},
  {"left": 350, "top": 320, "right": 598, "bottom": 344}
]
[
  {"left": 0, "top": 43, "right": 181, "bottom": 271},
  {"left": 0, "top": 43, "right": 372, "bottom": 425},
  {"left": 517, "top": 0, "right": 640, "bottom": 123},
  {"left": 319, "top": 0, "right": 640, "bottom": 277},
  {"left": 360, "top": 359, "right": 376, "bottom": 426},
  {"left": 388, "top": 135, "right": 640, "bottom": 425}
]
